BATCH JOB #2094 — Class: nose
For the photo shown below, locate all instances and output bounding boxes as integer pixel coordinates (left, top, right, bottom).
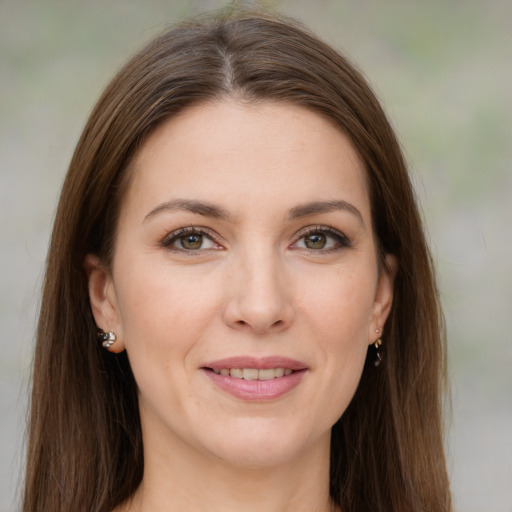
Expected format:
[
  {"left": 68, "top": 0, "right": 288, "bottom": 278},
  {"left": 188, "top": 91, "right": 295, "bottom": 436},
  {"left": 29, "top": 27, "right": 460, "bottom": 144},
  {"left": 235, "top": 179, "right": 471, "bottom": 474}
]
[{"left": 222, "top": 250, "right": 294, "bottom": 335}]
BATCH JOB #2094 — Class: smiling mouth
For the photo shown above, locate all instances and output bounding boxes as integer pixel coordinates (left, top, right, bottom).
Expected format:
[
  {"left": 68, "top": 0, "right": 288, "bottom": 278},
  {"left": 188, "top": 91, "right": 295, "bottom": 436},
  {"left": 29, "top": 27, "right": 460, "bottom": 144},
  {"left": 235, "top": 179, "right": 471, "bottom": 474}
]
[
  {"left": 209, "top": 367, "right": 294, "bottom": 380},
  {"left": 202, "top": 359, "right": 307, "bottom": 400}
]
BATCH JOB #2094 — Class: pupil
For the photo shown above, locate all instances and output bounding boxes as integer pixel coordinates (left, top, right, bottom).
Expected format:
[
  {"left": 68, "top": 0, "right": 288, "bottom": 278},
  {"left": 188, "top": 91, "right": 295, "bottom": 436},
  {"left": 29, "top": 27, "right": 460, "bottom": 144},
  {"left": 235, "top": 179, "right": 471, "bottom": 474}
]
[
  {"left": 182, "top": 234, "right": 202, "bottom": 250},
  {"left": 306, "top": 233, "right": 326, "bottom": 249}
]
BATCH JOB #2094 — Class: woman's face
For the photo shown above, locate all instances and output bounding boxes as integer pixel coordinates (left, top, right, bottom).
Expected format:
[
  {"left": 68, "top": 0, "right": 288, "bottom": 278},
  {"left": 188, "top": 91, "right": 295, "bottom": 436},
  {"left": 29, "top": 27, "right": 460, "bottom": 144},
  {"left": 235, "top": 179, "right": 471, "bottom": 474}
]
[{"left": 88, "top": 100, "right": 394, "bottom": 469}]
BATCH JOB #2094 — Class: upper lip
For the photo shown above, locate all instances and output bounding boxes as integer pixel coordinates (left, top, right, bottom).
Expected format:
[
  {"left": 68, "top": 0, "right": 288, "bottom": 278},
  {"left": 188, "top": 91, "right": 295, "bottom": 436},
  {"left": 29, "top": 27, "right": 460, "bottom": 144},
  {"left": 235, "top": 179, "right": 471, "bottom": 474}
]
[{"left": 203, "top": 356, "right": 308, "bottom": 371}]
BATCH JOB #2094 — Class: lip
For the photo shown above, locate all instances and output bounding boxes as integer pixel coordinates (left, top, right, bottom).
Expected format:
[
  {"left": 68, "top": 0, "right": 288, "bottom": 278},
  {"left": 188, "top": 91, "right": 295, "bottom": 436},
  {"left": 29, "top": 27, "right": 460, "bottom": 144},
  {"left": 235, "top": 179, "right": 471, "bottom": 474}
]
[
  {"left": 203, "top": 356, "right": 308, "bottom": 372},
  {"left": 201, "top": 356, "right": 308, "bottom": 402}
]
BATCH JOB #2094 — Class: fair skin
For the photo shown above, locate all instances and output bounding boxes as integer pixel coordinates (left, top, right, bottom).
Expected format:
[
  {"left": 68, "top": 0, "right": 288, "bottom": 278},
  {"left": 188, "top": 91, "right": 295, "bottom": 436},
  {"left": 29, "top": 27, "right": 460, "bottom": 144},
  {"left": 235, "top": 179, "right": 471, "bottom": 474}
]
[{"left": 87, "top": 100, "right": 395, "bottom": 512}]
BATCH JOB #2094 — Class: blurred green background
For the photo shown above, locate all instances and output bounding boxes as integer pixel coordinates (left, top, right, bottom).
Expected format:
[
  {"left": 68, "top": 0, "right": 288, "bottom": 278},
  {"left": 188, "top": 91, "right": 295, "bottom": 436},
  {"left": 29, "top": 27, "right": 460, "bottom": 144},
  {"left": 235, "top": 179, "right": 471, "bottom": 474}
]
[{"left": 1, "top": 0, "right": 511, "bottom": 510}]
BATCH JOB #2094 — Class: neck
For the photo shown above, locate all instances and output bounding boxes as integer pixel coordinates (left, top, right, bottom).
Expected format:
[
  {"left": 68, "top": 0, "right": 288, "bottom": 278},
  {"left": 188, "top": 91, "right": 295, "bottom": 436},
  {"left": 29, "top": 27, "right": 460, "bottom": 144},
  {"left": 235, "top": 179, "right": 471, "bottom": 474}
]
[{"left": 123, "top": 428, "right": 336, "bottom": 512}]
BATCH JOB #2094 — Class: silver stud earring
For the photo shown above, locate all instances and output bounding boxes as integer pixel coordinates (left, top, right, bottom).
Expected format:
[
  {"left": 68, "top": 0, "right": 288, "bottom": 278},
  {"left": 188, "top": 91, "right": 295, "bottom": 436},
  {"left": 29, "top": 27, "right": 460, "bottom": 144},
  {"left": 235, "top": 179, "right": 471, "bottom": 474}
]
[
  {"left": 374, "top": 329, "right": 383, "bottom": 366},
  {"left": 98, "top": 330, "right": 117, "bottom": 349}
]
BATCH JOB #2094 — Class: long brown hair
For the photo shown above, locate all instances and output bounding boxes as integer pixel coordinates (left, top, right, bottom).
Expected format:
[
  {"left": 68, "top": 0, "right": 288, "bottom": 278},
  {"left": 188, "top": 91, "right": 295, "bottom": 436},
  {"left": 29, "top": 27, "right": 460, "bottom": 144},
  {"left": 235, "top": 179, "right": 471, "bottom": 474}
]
[{"left": 24, "top": 9, "right": 451, "bottom": 512}]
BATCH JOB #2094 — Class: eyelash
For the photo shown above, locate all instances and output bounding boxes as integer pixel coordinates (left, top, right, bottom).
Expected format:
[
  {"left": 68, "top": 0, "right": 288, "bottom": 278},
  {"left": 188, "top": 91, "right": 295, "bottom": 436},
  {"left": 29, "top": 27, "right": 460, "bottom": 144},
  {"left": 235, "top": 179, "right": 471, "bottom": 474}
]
[
  {"left": 161, "top": 225, "right": 352, "bottom": 254},
  {"left": 161, "top": 227, "right": 222, "bottom": 254},
  {"left": 292, "top": 225, "right": 352, "bottom": 253}
]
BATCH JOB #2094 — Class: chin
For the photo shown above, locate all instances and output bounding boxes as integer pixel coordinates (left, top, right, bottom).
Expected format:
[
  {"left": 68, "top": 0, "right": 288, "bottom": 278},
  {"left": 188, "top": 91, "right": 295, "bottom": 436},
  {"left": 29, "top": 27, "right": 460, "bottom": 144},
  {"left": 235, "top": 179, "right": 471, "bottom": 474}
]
[{"left": 202, "top": 421, "right": 329, "bottom": 469}]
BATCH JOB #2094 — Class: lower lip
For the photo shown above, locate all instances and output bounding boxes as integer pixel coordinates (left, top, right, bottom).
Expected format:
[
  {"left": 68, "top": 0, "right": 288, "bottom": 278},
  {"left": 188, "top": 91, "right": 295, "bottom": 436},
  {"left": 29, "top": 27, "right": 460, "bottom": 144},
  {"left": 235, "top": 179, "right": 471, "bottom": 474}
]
[{"left": 203, "top": 369, "right": 306, "bottom": 401}]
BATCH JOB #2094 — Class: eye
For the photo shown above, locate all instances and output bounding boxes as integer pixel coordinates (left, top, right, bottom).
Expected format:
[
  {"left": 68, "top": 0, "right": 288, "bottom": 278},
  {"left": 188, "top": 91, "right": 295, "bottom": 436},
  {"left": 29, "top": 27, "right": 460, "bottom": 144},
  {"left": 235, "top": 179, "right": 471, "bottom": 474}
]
[
  {"left": 292, "top": 226, "right": 351, "bottom": 252},
  {"left": 162, "top": 227, "right": 221, "bottom": 252},
  {"left": 302, "top": 232, "right": 329, "bottom": 250}
]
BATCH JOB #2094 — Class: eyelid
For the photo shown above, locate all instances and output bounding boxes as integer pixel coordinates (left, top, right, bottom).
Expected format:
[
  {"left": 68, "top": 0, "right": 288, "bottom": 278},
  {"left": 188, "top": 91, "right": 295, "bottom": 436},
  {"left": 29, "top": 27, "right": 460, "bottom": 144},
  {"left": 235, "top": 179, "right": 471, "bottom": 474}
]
[
  {"left": 160, "top": 224, "right": 351, "bottom": 254},
  {"left": 161, "top": 226, "right": 224, "bottom": 252},
  {"left": 291, "top": 225, "right": 352, "bottom": 251}
]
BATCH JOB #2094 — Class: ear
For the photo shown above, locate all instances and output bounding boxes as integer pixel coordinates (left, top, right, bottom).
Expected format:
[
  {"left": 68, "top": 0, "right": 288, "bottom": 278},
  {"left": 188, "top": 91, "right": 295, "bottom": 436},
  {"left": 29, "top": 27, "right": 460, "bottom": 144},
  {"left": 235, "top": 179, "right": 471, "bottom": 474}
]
[
  {"left": 84, "top": 254, "right": 125, "bottom": 353},
  {"left": 369, "top": 254, "right": 397, "bottom": 344}
]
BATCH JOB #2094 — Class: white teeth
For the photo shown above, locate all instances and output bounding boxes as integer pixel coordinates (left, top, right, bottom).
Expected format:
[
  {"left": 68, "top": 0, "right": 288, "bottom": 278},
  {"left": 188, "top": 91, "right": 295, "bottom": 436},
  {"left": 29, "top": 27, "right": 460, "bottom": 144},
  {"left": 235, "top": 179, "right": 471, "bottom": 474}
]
[
  {"left": 230, "top": 368, "right": 244, "bottom": 379},
  {"left": 258, "top": 368, "right": 277, "bottom": 381},
  {"left": 243, "top": 368, "right": 259, "bottom": 380},
  {"left": 215, "top": 367, "right": 293, "bottom": 380}
]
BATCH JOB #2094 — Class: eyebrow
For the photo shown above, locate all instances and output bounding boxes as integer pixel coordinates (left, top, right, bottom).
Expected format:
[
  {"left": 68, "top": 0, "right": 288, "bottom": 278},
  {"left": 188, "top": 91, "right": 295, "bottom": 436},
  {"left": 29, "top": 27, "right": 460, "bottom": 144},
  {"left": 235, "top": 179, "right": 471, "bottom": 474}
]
[
  {"left": 287, "top": 200, "right": 365, "bottom": 227},
  {"left": 144, "top": 199, "right": 231, "bottom": 222},
  {"left": 144, "top": 198, "right": 365, "bottom": 227}
]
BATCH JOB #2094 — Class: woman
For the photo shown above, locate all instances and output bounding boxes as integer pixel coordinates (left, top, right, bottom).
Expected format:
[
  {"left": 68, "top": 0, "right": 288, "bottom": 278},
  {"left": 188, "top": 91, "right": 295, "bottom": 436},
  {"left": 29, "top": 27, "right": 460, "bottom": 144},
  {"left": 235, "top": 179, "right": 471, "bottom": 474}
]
[{"left": 23, "top": 9, "right": 451, "bottom": 512}]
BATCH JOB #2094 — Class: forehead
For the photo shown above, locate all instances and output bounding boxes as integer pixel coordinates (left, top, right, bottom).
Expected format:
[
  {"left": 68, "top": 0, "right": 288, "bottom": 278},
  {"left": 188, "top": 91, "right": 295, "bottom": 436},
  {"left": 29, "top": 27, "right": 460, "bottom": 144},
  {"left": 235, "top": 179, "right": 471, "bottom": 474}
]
[{"left": 123, "top": 100, "right": 370, "bottom": 222}]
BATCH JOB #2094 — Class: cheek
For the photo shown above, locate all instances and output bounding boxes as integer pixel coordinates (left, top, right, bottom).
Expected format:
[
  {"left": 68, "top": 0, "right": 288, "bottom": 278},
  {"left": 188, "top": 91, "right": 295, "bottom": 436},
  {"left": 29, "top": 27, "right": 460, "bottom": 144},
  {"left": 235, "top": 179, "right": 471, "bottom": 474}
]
[
  {"left": 114, "top": 259, "right": 222, "bottom": 367},
  {"left": 113, "top": 264, "right": 224, "bottom": 425},
  {"left": 299, "top": 264, "right": 377, "bottom": 343},
  {"left": 298, "top": 266, "right": 376, "bottom": 413}
]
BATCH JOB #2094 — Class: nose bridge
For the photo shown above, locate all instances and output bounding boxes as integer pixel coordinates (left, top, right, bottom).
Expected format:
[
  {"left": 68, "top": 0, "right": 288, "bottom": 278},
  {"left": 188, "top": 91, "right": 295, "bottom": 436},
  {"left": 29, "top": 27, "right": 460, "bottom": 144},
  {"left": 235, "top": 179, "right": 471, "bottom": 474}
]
[{"left": 224, "top": 243, "right": 293, "bottom": 334}]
